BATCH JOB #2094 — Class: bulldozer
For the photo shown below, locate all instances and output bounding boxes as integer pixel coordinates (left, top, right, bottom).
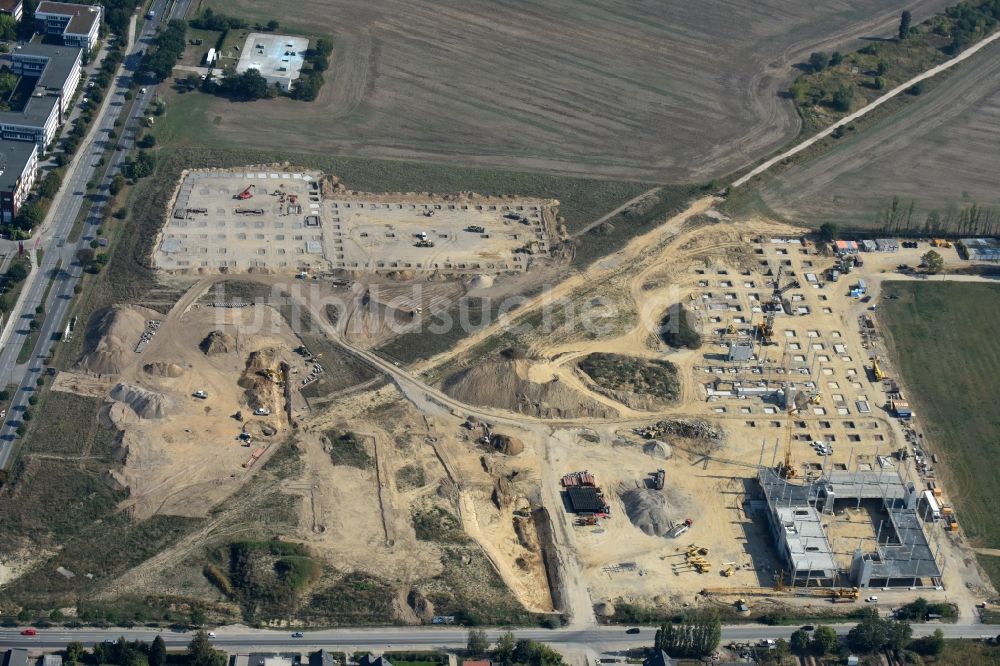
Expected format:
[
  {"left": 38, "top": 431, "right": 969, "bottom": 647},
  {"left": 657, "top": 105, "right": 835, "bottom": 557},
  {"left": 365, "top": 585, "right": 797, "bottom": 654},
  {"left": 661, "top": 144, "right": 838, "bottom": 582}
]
[{"left": 721, "top": 564, "right": 736, "bottom": 577}]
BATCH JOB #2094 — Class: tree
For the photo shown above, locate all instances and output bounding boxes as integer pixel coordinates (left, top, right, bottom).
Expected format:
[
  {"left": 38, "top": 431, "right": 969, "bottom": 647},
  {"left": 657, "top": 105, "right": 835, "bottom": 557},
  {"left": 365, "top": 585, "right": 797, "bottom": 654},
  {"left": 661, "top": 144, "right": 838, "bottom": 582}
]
[
  {"left": 811, "top": 625, "right": 838, "bottom": 655},
  {"left": 189, "top": 608, "right": 205, "bottom": 626},
  {"left": 912, "top": 628, "right": 945, "bottom": 655},
  {"left": 899, "top": 10, "right": 912, "bottom": 40},
  {"left": 830, "top": 51, "right": 844, "bottom": 66},
  {"left": 138, "top": 134, "right": 156, "bottom": 148},
  {"left": 187, "top": 631, "right": 226, "bottom": 666},
  {"left": 0, "top": 14, "right": 16, "bottom": 40},
  {"left": 809, "top": 51, "right": 829, "bottom": 72},
  {"left": 0, "top": 390, "right": 9, "bottom": 400},
  {"left": 832, "top": 84, "right": 854, "bottom": 111},
  {"left": 109, "top": 174, "right": 126, "bottom": 195},
  {"left": 819, "top": 222, "right": 839, "bottom": 242},
  {"left": 876, "top": 59, "right": 889, "bottom": 76},
  {"left": 874, "top": 76, "right": 886, "bottom": 90},
  {"left": 493, "top": 630, "right": 516, "bottom": 664},
  {"left": 149, "top": 635, "right": 166, "bottom": 666},
  {"left": 654, "top": 612, "right": 721, "bottom": 659},
  {"left": 922, "top": 249, "right": 944, "bottom": 274},
  {"left": 266, "top": 19, "right": 279, "bottom": 31},
  {"left": 467, "top": 628, "right": 489, "bottom": 656},
  {"left": 885, "top": 620, "right": 912, "bottom": 651},
  {"left": 6, "top": 262, "right": 28, "bottom": 282},
  {"left": 789, "top": 629, "right": 810, "bottom": 654},
  {"left": 65, "top": 641, "right": 85, "bottom": 664},
  {"left": 847, "top": 613, "right": 887, "bottom": 653}
]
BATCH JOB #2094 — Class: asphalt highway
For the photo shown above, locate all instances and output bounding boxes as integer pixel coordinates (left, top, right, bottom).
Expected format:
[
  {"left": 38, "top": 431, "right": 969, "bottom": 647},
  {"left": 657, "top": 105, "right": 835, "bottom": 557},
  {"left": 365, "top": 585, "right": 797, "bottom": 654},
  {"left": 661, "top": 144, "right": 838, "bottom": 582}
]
[
  {"left": 0, "top": 0, "right": 190, "bottom": 468},
  {"left": 2, "top": 623, "right": 999, "bottom": 652}
]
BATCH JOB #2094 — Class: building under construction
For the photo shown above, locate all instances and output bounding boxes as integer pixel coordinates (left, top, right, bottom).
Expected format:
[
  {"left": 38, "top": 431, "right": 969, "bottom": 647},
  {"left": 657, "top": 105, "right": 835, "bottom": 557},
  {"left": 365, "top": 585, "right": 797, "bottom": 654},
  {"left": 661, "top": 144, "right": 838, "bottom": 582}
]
[{"left": 758, "top": 464, "right": 944, "bottom": 589}]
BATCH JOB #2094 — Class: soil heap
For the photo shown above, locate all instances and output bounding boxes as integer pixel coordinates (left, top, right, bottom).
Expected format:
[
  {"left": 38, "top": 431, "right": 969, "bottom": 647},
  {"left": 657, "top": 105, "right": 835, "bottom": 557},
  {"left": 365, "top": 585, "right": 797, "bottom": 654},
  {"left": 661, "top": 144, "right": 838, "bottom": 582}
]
[
  {"left": 143, "top": 362, "right": 185, "bottom": 378},
  {"left": 200, "top": 330, "right": 235, "bottom": 355},
  {"left": 619, "top": 487, "right": 671, "bottom": 537},
  {"left": 77, "top": 306, "right": 160, "bottom": 375},
  {"left": 109, "top": 383, "right": 174, "bottom": 419}
]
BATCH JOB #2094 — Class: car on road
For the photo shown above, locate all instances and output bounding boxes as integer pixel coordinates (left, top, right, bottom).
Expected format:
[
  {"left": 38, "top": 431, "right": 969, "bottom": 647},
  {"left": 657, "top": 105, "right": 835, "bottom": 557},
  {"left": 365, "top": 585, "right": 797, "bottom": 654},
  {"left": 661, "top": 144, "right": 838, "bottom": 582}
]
[
  {"left": 866, "top": 596, "right": 879, "bottom": 603},
  {"left": 20, "top": 628, "right": 36, "bottom": 636},
  {"left": 291, "top": 632, "right": 304, "bottom": 638},
  {"left": 625, "top": 627, "right": 640, "bottom": 634},
  {"left": 207, "top": 632, "right": 216, "bottom": 638},
  {"left": 800, "top": 624, "right": 815, "bottom": 632}
]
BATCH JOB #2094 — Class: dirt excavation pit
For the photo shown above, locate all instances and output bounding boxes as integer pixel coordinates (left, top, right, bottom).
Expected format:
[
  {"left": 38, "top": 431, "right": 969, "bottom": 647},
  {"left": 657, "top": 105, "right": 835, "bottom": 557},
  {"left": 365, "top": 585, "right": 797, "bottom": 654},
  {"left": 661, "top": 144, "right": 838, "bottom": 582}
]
[
  {"left": 155, "top": 168, "right": 557, "bottom": 276},
  {"left": 58, "top": 299, "right": 318, "bottom": 520}
]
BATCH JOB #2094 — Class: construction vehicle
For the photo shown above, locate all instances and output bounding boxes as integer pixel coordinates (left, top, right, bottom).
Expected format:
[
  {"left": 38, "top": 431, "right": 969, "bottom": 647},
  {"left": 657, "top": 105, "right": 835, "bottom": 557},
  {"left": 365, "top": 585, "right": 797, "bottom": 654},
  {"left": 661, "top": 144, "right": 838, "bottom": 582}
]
[
  {"left": 260, "top": 368, "right": 283, "bottom": 385},
  {"left": 466, "top": 225, "right": 485, "bottom": 233},
  {"left": 666, "top": 518, "right": 693, "bottom": 538},
  {"left": 192, "top": 390, "right": 208, "bottom": 399},
  {"left": 234, "top": 185, "right": 254, "bottom": 200},
  {"left": 415, "top": 240, "right": 435, "bottom": 248},
  {"left": 721, "top": 563, "right": 736, "bottom": 577},
  {"left": 652, "top": 469, "right": 665, "bottom": 490},
  {"left": 871, "top": 356, "right": 886, "bottom": 381},
  {"left": 755, "top": 311, "right": 776, "bottom": 345}
]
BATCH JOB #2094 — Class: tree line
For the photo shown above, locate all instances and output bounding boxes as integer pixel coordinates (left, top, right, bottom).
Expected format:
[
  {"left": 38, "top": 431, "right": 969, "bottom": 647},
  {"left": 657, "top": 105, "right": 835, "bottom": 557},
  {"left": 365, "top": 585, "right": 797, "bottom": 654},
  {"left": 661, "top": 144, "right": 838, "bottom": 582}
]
[
  {"left": 141, "top": 20, "right": 187, "bottom": 82},
  {"left": 875, "top": 196, "right": 1000, "bottom": 237}
]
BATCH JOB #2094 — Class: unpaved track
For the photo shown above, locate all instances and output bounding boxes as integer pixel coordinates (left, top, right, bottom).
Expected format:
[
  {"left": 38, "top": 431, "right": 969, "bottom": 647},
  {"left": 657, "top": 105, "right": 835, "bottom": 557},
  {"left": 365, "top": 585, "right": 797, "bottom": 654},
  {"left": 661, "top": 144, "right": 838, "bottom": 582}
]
[{"left": 733, "top": 27, "right": 1000, "bottom": 188}]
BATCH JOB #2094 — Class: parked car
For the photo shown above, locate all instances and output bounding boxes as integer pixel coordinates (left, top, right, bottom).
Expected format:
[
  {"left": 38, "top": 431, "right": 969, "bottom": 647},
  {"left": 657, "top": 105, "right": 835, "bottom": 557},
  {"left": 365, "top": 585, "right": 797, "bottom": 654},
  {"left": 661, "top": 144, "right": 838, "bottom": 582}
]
[
  {"left": 866, "top": 596, "right": 879, "bottom": 603},
  {"left": 626, "top": 628, "right": 640, "bottom": 635}
]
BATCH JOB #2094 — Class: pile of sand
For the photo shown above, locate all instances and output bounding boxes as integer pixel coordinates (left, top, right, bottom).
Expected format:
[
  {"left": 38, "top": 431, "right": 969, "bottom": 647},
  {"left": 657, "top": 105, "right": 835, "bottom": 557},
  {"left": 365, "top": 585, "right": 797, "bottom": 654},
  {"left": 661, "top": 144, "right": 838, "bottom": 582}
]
[
  {"left": 441, "top": 359, "right": 615, "bottom": 419},
  {"left": 238, "top": 349, "right": 281, "bottom": 411},
  {"left": 77, "top": 306, "right": 159, "bottom": 376},
  {"left": 491, "top": 433, "right": 525, "bottom": 456},
  {"left": 200, "top": 330, "right": 235, "bottom": 355},
  {"left": 109, "top": 383, "right": 174, "bottom": 419},
  {"left": 143, "top": 362, "right": 184, "bottom": 378},
  {"left": 470, "top": 274, "right": 494, "bottom": 289},
  {"left": 619, "top": 488, "right": 671, "bottom": 537}
]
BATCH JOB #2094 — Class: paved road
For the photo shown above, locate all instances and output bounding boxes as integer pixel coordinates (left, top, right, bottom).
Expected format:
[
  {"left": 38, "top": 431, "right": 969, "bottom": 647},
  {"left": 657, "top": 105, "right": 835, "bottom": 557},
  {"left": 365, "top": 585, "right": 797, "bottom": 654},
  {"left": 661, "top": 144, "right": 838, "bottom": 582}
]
[
  {"left": 0, "top": 0, "right": 191, "bottom": 468},
  {"left": 731, "top": 27, "right": 1000, "bottom": 189},
  {"left": 1, "top": 623, "right": 998, "bottom": 652}
]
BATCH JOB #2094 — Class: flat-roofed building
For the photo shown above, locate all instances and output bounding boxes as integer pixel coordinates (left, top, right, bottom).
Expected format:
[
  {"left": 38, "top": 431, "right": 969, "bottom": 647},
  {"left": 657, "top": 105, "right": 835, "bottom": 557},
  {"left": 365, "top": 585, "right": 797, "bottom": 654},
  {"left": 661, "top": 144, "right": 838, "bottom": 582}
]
[
  {"left": 0, "top": 43, "right": 82, "bottom": 146},
  {"left": 0, "top": 140, "right": 39, "bottom": 223},
  {"left": 35, "top": 1, "right": 101, "bottom": 51},
  {"left": 0, "top": 0, "right": 24, "bottom": 21}
]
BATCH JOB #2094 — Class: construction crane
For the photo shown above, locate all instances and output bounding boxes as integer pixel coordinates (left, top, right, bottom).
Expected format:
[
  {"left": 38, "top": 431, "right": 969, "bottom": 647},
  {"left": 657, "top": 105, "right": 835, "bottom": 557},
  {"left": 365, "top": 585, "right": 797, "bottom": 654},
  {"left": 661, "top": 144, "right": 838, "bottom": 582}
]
[
  {"left": 700, "top": 586, "right": 860, "bottom": 601},
  {"left": 776, "top": 415, "right": 797, "bottom": 479},
  {"left": 234, "top": 184, "right": 254, "bottom": 200},
  {"left": 754, "top": 311, "right": 776, "bottom": 345}
]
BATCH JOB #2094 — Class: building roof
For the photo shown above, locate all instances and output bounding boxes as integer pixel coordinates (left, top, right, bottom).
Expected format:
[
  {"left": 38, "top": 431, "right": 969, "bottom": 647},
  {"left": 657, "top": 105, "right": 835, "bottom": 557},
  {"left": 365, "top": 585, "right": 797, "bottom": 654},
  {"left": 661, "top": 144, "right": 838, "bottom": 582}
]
[
  {"left": 0, "top": 0, "right": 22, "bottom": 13},
  {"left": 36, "top": 1, "right": 100, "bottom": 34},
  {"left": 358, "top": 657, "right": 392, "bottom": 666},
  {"left": 566, "top": 486, "right": 606, "bottom": 513},
  {"left": 13, "top": 43, "right": 81, "bottom": 91},
  {"left": 308, "top": 651, "right": 336, "bottom": 666},
  {"left": 0, "top": 93, "right": 59, "bottom": 129},
  {"left": 3, "top": 649, "right": 29, "bottom": 666},
  {"left": 643, "top": 651, "right": 678, "bottom": 666},
  {"left": 43, "top": 656, "right": 63, "bottom": 666}
]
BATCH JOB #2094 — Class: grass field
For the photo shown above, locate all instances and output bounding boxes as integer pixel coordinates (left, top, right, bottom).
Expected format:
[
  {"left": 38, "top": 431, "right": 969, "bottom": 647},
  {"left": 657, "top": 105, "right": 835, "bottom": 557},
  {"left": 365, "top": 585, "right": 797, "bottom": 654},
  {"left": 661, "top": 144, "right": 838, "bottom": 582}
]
[
  {"left": 175, "top": 0, "right": 955, "bottom": 182},
  {"left": 757, "top": 37, "right": 1000, "bottom": 229},
  {"left": 879, "top": 281, "right": 1000, "bottom": 578}
]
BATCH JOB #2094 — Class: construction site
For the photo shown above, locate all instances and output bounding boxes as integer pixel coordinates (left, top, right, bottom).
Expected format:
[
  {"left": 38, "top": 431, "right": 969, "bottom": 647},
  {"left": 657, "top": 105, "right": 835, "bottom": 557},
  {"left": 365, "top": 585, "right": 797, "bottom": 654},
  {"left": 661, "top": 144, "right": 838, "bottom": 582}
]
[{"left": 154, "top": 169, "right": 555, "bottom": 275}]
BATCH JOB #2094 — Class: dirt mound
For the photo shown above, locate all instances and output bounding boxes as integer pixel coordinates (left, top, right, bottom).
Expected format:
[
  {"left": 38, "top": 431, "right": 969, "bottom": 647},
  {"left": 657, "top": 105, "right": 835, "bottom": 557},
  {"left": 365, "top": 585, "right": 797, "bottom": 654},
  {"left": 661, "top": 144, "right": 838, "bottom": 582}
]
[
  {"left": 77, "top": 306, "right": 160, "bottom": 376},
  {"left": 441, "top": 359, "right": 615, "bottom": 419},
  {"left": 619, "top": 488, "right": 671, "bottom": 537},
  {"left": 200, "top": 330, "right": 235, "bottom": 355},
  {"left": 490, "top": 433, "right": 524, "bottom": 456},
  {"left": 406, "top": 589, "right": 435, "bottom": 622},
  {"left": 109, "top": 383, "right": 174, "bottom": 419},
  {"left": 470, "top": 274, "right": 494, "bottom": 289},
  {"left": 643, "top": 440, "right": 672, "bottom": 459},
  {"left": 238, "top": 349, "right": 282, "bottom": 411},
  {"left": 143, "top": 362, "right": 184, "bottom": 378}
]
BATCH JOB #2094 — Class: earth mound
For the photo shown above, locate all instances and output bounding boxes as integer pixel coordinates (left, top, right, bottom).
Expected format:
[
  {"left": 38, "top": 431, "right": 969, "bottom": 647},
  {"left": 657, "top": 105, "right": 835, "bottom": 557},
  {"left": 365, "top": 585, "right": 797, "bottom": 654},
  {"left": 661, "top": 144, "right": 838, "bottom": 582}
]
[
  {"left": 109, "top": 383, "right": 174, "bottom": 419},
  {"left": 643, "top": 440, "right": 672, "bottom": 459},
  {"left": 77, "top": 306, "right": 160, "bottom": 376},
  {"left": 441, "top": 359, "right": 615, "bottom": 419},
  {"left": 200, "top": 330, "right": 235, "bottom": 355},
  {"left": 143, "top": 362, "right": 184, "bottom": 378},
  {"left": 490, "top": 433, "right": 524, "bottom": 456},
  {"left": 619, "top": 487, "right": 671, "bottom": 537}
]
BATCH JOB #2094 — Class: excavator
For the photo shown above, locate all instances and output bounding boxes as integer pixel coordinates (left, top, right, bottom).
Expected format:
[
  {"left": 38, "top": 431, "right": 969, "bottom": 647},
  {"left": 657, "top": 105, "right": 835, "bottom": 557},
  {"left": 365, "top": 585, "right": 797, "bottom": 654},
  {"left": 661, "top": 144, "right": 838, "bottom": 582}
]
[{"left": 234, "top": 184, "right": 254, "bottom": 200}]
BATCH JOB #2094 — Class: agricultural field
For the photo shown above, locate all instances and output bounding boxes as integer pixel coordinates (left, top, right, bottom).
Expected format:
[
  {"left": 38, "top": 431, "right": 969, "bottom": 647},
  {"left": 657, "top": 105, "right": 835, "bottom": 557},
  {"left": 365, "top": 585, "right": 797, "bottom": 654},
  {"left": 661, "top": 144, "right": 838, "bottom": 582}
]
[
  {"left": 757, "top": 38, "right": 1000, "bottom": 229},
  {"left": 177, "top": 0, "right": 954, "bottom": 182},
  {"left": 879, "top": 281, "right": 1000, "bottom": 580}
]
